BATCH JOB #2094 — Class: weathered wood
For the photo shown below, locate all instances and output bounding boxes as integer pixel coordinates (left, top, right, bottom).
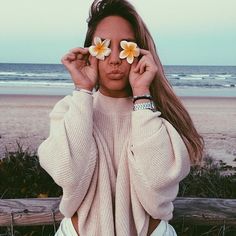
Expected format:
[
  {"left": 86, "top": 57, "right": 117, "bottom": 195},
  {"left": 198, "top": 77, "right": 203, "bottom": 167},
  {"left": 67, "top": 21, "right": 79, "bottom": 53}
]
[
  {"left": 0, "top": 198, "right": 63, "bottom": 226},
  {"left": 171, "top": 197, "right": 236, "bottom": 226},
  {"left": 0, "top": 197, "right": 235, "bottom": 226}
]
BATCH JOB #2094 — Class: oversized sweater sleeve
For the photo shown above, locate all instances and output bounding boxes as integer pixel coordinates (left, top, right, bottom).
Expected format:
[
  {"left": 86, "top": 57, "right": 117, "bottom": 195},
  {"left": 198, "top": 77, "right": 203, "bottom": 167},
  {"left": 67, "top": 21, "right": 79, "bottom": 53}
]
[
  {"left": 37, "top": 91, "right": 97, "bottom": 217},
  {"left": 128, "top": 110, "right": 190, "bottom": 221}
]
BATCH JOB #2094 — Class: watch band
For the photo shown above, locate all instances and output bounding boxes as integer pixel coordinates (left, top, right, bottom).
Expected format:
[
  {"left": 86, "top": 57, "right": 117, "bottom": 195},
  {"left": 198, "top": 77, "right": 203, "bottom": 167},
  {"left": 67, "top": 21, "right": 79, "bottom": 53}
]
[{"left": 133, "top": 101, "right": 157, "bottom": 112}]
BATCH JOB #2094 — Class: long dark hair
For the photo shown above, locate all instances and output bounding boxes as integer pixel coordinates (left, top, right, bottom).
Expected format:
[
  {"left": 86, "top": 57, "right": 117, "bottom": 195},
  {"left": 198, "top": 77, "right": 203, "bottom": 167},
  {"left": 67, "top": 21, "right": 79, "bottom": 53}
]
[{"left": 84, "top": 0, "right": 204, "bottom": 164}]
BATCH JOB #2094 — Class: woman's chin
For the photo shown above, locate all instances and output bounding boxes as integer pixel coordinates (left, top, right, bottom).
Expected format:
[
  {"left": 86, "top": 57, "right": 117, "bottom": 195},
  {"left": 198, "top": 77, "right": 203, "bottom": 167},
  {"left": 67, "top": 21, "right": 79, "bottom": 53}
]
[{"left": 100, "top": 84, "right": 130, "bottom": 97}]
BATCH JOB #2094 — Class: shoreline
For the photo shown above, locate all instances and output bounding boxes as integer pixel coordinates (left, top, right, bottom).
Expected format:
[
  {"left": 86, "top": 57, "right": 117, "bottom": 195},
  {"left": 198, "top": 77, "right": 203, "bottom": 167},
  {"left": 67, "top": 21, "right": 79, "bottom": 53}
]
[
  {"left": 0, "top": 85, "right": 236, "bottom": 97},
  {"left": 0, "top": 94, "right": 235, "bottom": 167}
]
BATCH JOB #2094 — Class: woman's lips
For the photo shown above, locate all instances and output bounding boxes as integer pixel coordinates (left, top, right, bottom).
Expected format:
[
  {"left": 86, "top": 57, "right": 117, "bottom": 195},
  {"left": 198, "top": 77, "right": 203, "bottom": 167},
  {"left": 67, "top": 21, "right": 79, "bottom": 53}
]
[{"left": 108, "top": 70, "right": 124, "bottom": 79}]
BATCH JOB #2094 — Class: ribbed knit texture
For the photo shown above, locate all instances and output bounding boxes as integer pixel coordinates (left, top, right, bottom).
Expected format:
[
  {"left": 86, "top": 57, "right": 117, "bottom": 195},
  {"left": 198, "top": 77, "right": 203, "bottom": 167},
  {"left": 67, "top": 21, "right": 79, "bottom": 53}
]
[{"left": 38, "top": 90, "right": 190, "bottom": 236}]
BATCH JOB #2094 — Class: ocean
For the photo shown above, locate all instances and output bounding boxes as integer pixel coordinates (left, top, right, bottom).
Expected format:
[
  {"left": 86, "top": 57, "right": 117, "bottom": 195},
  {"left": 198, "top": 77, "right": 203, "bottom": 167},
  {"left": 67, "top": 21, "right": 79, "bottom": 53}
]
[{"left": 0, "top": 63, "right": 235, "bottom": 97}]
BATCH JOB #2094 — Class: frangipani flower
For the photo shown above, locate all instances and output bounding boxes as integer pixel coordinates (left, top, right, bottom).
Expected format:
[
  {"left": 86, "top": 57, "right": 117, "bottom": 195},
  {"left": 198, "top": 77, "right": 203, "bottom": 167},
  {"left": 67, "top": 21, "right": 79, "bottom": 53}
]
[
  {"left": 89, "top": 36, "right": 111, "bottom": 60},
  {"left": 119, "top": 41, "right": 140, "bottom": 64}
]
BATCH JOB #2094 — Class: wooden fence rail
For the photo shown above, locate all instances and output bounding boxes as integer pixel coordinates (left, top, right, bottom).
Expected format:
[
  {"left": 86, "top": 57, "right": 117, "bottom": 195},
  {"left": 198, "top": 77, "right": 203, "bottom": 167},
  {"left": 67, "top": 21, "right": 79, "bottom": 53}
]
[{"left": 0, "top": 197, "right": 236, "bottom": 227}]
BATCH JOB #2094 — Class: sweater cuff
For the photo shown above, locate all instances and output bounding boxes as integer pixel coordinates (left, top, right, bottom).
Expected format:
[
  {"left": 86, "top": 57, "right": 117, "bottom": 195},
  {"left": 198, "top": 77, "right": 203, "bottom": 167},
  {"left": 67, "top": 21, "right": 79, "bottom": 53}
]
[
  {"left": 131, "top": 110, "right": 162, "bottom": 144},
  {"left": 70, "top": 90, "right": 93, "bottom": 109}
]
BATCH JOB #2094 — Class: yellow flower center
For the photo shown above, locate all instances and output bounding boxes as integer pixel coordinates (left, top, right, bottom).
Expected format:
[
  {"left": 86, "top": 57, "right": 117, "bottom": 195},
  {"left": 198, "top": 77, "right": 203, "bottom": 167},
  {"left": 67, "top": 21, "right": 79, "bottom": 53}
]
[
  {"left": 96, "top": 44, "right": 105, "bottom": 53},
  {"left": 126, "top": 45, "right": 135, "bottom": 55}
]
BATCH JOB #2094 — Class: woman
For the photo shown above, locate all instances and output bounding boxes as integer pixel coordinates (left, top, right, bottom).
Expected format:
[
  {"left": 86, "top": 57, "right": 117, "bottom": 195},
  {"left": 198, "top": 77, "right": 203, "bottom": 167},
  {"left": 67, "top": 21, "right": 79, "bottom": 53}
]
[{"left": 38, "top": 0, "right": 204, "bottom": 235}]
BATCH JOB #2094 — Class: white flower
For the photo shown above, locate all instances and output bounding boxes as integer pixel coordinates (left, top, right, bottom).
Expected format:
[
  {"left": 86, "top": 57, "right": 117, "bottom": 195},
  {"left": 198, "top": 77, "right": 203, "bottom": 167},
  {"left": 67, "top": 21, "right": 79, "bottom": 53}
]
[
  {"left": 89, "top": 37, "right": 111, "bottom": 60},
  {"left": 119, "top": 40, "right": 140, "bottom": 64}
]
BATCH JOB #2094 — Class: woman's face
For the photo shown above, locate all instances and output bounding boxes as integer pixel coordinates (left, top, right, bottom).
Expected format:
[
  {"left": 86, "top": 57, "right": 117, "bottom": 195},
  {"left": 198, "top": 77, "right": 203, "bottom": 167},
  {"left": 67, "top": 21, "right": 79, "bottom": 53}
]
[{"left": 93, "top": 15, "right": 135, "bottom": 97}]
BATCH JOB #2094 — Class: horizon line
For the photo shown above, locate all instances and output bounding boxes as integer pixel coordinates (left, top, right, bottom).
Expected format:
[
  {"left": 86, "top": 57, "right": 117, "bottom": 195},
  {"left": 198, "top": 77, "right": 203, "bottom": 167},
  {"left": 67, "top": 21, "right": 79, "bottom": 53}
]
[{"left": 0, "top": 62, "right": 235, "bottom": 67}]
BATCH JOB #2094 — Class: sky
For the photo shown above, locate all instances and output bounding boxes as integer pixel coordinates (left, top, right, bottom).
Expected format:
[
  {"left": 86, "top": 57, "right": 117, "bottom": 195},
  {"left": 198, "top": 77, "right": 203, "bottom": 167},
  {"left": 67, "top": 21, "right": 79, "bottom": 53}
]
[{"left": 0, "top": 0, "right": 236, "bottom": 65}]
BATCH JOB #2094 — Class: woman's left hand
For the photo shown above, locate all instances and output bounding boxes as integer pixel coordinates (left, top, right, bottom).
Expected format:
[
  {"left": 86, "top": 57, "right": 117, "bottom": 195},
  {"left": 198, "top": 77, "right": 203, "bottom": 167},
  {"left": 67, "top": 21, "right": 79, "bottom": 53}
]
[{"left": 129, "top": 49, "right": 158, "bottom": 95}]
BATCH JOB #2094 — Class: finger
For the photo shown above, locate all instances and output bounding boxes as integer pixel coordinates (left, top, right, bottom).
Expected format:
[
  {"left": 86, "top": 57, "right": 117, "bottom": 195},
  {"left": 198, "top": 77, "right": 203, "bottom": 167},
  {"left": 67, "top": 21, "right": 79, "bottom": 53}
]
[
  {"left": 139, "top": 48, "right": 151, "bottom": 56},
  {"left": 69, "top": 48, "right": 89, "bottom": 62},
  {"left": 131, "top": 59, "right": 138, "bottom": 71},
  {"left": 61, "top": 54, "right": 75, "bottom": 64},
  {"left": 77, "top": 53, "right": 89, "bottom": 61},
  {"left": 139, "top": 49, "right": 154, "bottom": 61},
  {"left": 139, "top": 61, "right": 146, "bottom": 74},
  {"left": 61, "top": 55, "right": 71, "bottom": 63},
  {"left": 89, "top": 55, "right": 98, "bottom": 70},
  {"left": 70, "top": 48, "right": 89, "bottom": 62},
  {"left": 70, "top": 47, "right": 89, "bottom": 55},
  {"left": 61, "top": 56, "right": 71, "bottom": 67},
  {"left": 134, "top": 56, "right": 146, "bottom": 73},
  {"left": 67, "top": 53, "right": 77, "bottom": 60}
]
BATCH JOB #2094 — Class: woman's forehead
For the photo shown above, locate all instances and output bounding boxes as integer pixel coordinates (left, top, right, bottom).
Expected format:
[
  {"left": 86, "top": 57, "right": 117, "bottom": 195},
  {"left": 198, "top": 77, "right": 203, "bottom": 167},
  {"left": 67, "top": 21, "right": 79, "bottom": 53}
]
[{"left": 94, "top": 16, "right": 135, "bottom": 40}]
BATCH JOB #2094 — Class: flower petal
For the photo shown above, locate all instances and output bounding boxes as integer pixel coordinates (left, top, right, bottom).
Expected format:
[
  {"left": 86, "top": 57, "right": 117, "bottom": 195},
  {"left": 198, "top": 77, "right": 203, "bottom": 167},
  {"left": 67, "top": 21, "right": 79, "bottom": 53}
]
[
  {"left": 127, "top": 42, "right": 137, "bottom": 49},
  {"left": 94, "top": 36, "right": 101, "bottom": 45},
  {"left": 120, "top": 40, "right": 128, "bottom": 49},
  {"left": 89, "top": 46, "right": 98, "bottom": 56},
  {"left": 127, "top": 55, "right": 134, "bottom": 64},
  {"left": 119, "top": 50, "right": 129, "bottom": 59},
  {"left": 96, "top": 54, "right": 105, "bottom": 60},
  {"left": 103, "top": 39, "right": 111, "bottom": 48},
  {"left": 133, "top": 48, "right": 140, "bottom": 57},
  {"left": 103, "top": 48, "right": 111, "bottom": 56}
]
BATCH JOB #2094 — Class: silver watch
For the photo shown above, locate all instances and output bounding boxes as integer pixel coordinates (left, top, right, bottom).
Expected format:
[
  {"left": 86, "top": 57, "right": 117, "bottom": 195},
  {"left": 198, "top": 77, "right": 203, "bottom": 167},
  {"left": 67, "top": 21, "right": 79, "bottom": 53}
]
[{"left": 133, "top": 101, "right": 157, "bottom": 112}]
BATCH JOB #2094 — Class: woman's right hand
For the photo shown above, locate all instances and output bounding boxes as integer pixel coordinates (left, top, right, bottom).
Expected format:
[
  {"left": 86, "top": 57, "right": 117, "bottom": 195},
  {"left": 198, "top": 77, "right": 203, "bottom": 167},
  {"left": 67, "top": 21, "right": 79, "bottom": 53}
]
[{"left": 61, "top": 47, "right": 98, "bottom": 91}]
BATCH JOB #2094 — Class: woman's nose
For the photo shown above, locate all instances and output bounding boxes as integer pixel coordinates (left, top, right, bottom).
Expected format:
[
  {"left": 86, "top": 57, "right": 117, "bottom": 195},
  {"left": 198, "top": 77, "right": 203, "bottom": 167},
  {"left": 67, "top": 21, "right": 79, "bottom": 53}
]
[{"left": 108, "top": 47, "right": 121, "bottom": 65}]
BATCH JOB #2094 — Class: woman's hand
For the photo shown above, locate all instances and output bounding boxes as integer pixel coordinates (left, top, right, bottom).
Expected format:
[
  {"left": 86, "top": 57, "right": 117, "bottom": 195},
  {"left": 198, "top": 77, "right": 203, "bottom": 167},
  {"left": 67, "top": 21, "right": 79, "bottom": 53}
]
[
  {"left": 129, "top": 49, "right": 158, "bottom": 95},
  {"left": 61, "top": 47, "right": 98, "bottom": 91}
]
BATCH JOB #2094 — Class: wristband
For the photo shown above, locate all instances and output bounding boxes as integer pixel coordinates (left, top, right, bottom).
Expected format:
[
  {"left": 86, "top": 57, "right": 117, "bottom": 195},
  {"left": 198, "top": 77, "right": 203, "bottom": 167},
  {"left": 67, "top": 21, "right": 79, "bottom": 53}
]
[
  {"left": 133, "top": 94, "right": 152, "bottom": 103},
  {"left": 74, "top": 86, "right": 93, "bottom": 95}
]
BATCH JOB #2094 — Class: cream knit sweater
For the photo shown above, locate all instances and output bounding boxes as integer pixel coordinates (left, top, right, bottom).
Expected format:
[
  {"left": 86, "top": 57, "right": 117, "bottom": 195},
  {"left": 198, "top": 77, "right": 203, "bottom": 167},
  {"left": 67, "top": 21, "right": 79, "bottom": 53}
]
[{"left": 38, "top": 90, "right": 190, "bottom": 236}]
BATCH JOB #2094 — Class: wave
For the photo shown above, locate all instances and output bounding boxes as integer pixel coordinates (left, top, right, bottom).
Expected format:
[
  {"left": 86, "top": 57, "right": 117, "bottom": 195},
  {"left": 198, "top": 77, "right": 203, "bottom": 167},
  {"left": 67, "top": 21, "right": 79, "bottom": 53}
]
[
  {"left": 214, "top": 77, "right": 227, "bottom": 80},
  {"left": 215, "top": 75, "right": 232, "bottom": 80},
  {"left": 0, "top": 71, "right": 64, "bottom": 77},
  {"left": 1, "top": 80, "right": 235, "bottom": 89},
  {"left": 0, "top": 72, "right": 19, "bottom": 76},
  {"left": 0, "top": 77, "right": 69, "bottom": 82},
  {"left": 190, "top": 74, "right": 210, "bottom": 78},
  {"left": 179, "top": 77, "right": 203, "bottom": 80},
  {"left": 216, "top": 74, "right": 232, "bottom": 78},
  {"left": 166, "top": 74, "right": 179, "bottom": 78},
  {"left": 0, "top": 81, "right": 73, "bottom": 87},
  {"left": 167, "top": 74, "right": 235, "bottom": 81},
  {"left": 223, "top": 84, "right": 235, "bottom": 87}
]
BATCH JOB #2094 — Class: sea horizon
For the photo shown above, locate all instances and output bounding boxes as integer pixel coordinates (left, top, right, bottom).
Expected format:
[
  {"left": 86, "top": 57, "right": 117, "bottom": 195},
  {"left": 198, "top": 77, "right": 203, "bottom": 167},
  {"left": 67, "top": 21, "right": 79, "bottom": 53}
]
[{"left": 1, "top": 62, "right": 236, "bottom": 66}]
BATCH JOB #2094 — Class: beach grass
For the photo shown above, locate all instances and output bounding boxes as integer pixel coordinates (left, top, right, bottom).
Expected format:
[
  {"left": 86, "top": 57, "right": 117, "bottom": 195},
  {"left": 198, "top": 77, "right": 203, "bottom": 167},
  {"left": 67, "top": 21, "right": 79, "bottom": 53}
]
[{"left": 0, "top": 143, "right": 236, "bottom": 235}]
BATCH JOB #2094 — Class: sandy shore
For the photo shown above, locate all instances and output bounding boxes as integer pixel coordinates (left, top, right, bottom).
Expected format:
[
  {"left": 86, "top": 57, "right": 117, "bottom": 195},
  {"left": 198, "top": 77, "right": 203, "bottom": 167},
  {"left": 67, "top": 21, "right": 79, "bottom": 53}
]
[
  {"left": 0, "top": 95, "right": 61, "bottom": 157},
  {"left": 181, "top": 97, "right": 236, "bottom": 166},
  {"left": 0, "top": 94, "right": 235, "bottom": 166}
]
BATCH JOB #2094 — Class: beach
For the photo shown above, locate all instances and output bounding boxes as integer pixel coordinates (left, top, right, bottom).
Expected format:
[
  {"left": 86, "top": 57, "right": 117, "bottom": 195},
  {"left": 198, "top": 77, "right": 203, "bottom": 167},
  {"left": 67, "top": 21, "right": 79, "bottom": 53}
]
[
  {"left": 181, "top": 96, "right": 236, "bottom": 166},
  {"left": 0, "top": 94, "right": 236, "bottom": 166},
  {"left": 0, "top": 95, "right": 60, "bottom": 157}
]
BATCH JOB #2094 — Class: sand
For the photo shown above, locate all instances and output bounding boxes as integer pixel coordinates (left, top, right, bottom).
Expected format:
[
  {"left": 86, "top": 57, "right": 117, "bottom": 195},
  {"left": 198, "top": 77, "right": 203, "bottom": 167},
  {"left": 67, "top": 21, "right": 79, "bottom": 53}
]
[
  {"left": 0, "top": 95, "right": 61, "bottom": 157},
  {"left": 181, "top": 97, "right": 236, "bottom": 166},
  {"left": 0, "top": 94, "right": 235, "bottom": 166}
]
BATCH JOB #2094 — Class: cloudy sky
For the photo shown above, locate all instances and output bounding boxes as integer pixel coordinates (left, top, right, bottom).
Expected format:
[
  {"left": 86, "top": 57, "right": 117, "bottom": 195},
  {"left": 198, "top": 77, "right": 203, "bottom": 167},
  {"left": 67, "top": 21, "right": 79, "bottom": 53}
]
[{"left": 0, "top": 0, "right": 235, "bottom": 65}]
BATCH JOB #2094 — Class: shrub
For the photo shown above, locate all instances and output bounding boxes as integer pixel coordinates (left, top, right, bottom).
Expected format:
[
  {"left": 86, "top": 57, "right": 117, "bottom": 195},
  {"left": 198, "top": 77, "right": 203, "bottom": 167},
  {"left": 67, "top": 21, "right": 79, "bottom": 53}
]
[
  {"left": 179, "top": 154, "right": 236, "bottom": 198},
  {"left": 0, "top": 142, "right": 62, "bottom": 199}
]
